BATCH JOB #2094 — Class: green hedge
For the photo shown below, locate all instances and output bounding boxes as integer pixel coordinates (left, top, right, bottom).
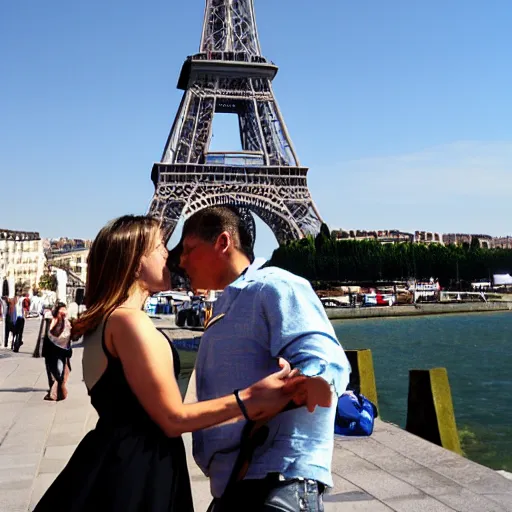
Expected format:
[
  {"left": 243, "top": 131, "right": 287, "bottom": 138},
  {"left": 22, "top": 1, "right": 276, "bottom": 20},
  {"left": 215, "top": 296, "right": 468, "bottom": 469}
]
[{"left": 269, "top": 228, "right": 512, "bottom": 286}]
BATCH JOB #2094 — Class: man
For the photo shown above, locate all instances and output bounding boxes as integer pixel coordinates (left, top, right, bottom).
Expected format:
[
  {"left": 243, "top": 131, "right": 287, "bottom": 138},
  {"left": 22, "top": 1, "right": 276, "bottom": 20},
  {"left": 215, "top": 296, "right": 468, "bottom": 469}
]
[
  {"left": 12, "top": 295, "right": 25, "bottom": 352},
  {"left": 174, "top": 207, "right": 350, "bottom": 511}
]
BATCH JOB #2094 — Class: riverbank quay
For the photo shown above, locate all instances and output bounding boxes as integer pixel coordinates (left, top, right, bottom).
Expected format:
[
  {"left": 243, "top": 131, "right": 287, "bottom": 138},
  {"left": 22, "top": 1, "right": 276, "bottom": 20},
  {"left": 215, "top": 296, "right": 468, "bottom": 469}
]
[
  {"left": 326, "top": 301, "right": 512, "bottom": 321},
  {"left": 1, "top": 319, "right": 511, "bottom": 511}
]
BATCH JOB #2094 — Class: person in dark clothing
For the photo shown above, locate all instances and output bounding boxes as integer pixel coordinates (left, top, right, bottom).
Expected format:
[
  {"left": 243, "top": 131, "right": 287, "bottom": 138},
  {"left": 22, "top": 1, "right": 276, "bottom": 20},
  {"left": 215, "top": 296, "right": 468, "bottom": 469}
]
[
  {"left": 43, "top": 302, "right": 72, "bottom": 401},
  {"left": 12, "top": 315, "right": 25, "bottom": 352},
  {"left": 4, "top": 297, "right": 18, "bottom": 350}
]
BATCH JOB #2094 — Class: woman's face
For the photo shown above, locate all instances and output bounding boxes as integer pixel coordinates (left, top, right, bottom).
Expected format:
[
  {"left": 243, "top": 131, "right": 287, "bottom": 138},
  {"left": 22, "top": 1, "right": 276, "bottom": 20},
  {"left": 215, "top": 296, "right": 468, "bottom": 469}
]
[
  {"left": 58, "top": 307, "right": 67, "bottom": 319},
  {"left": 138, "top": 229, "right": 171, "bottom": 293}
]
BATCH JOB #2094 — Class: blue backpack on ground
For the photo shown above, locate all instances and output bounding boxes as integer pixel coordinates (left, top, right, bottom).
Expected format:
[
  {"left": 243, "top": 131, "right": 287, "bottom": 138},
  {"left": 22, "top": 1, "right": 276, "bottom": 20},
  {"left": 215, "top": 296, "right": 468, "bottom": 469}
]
[{"left": 334, "top": 391, "right": 378, "bottom": 436}]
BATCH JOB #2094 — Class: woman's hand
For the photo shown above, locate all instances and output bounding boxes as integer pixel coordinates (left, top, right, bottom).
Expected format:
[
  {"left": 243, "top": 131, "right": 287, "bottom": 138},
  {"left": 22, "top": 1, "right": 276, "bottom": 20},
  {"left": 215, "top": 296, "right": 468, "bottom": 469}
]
[
  {"left": 284, "top": 376, "right": 333, "bottom": 413},
  {"left": 238, "top": 358, "right": 307, "bottom": 422}
]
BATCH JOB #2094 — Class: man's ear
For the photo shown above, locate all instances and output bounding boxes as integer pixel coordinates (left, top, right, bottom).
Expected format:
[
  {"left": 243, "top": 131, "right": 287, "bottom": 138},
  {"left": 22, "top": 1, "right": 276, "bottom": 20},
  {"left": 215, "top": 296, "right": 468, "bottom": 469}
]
[{"left": 215, "top": 231, "right": 231, "bottom": 253}]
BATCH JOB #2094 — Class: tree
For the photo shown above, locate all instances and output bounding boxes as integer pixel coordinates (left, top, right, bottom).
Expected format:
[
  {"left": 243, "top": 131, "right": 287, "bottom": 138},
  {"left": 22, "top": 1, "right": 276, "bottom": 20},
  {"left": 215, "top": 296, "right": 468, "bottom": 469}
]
[
  {"left": 39, "top": 272, "right": 58, "bottom": 292},
  {"left": 320, "top": 223, "right": 332, "bottom": 239},
  {"left": 269, "top": 237, "right": 512, "bottom": 286},
  {"left": 315, "top": 223, "right": 331, "bottom": 251},
  {"left": 15, "top": 280, "right": 24, "bottom": 295}
]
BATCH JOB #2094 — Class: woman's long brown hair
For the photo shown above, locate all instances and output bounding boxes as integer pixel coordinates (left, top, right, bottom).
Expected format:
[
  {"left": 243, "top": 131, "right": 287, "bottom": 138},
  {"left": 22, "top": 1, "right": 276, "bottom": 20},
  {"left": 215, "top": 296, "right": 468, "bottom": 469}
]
[{"left": 72, "top": 215, "right": 161, "bottom": 339}]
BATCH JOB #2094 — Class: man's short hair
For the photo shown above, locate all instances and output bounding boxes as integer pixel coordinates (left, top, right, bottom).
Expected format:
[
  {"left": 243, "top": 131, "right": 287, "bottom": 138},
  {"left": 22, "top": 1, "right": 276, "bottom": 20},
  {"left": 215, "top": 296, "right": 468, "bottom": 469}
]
[{"left": 182, "top": 206, "right": 255, "bottom": 262}]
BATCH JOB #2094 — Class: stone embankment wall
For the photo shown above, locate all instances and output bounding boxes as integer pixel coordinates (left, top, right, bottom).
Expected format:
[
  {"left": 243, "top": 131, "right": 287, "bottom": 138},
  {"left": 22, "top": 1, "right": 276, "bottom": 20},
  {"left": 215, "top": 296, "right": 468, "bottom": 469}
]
[{"left": 325, "top": 301, "right": 512, "bottom": 321}]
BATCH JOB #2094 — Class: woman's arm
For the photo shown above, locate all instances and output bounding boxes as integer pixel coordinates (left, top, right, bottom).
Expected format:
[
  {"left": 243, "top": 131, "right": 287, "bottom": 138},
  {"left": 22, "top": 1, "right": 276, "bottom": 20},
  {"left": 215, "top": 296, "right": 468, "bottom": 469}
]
[
  {"left": 106, "top": 310, "right": 299, "bottom": 437},
  {"left": 48, "top": 317, "right": 58, "bottom": 336}
]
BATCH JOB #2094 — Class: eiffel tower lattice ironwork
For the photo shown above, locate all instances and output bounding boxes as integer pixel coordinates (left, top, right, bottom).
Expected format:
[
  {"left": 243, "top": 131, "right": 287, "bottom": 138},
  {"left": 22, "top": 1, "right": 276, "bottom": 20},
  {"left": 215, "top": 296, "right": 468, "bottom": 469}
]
[{"left": 148, "top": 0, "right": 323, "bottom": 244}]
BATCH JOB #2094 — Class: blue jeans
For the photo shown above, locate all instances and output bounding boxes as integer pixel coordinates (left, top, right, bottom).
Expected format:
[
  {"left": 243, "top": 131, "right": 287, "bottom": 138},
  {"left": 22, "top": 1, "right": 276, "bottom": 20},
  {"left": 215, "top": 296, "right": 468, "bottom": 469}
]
[{"left": 208, "top": 475, "right": 325, "bottom": 512}]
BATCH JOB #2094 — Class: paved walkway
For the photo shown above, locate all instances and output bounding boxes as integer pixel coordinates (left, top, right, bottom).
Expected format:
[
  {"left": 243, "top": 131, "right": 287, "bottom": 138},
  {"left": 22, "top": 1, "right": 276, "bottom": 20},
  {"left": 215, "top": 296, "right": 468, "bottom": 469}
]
[{"left": 0, "top": 318, "right": 511, "bottom": 511}]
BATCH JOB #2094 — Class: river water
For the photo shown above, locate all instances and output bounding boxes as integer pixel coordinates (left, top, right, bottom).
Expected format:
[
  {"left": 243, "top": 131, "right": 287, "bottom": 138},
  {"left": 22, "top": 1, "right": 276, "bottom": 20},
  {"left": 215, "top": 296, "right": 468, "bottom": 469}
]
[
  {"left": 176, "top": 311, "right": 512, "bottom": 472},
  {"left": 332, "top": 311, "right": 512, "bottom": 472}
]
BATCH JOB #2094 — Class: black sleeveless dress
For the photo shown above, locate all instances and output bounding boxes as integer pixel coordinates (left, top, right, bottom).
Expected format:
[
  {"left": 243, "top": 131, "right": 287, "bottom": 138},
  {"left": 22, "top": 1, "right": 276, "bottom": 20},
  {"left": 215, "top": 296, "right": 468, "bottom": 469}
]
[{"left": 34, "top": 333, "right": 194, "bottom": 511}]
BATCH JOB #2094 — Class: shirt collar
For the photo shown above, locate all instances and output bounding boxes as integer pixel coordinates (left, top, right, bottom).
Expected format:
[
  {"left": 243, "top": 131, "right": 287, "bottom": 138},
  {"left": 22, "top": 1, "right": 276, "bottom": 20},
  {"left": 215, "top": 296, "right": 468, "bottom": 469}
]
[
  {"left": 244, "top": 257, "right": 267, "bottom": 280},
  {"left": 232, "top": 257, "right": 267, "bottom": 286}
]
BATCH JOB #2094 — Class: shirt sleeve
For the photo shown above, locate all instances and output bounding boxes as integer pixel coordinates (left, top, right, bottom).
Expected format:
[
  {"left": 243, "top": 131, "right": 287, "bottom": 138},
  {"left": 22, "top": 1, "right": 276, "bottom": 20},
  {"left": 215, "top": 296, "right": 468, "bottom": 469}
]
[{"left": 261, "top": 277, "right": 351, "bottom": 396}]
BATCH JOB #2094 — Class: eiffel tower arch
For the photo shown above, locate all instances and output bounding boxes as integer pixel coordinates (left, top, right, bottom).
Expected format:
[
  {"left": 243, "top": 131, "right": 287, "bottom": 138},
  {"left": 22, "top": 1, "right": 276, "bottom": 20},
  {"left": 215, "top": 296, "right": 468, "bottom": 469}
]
[{"left": 148, "top": 0, "right": 323, "bottom": 245}]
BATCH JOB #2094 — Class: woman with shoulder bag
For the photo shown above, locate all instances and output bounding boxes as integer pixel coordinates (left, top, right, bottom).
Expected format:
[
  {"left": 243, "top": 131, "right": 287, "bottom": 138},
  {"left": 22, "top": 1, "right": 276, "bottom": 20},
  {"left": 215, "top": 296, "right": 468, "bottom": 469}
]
[{"left": 43, "top": 302, "right": 72, "bottom": 401}]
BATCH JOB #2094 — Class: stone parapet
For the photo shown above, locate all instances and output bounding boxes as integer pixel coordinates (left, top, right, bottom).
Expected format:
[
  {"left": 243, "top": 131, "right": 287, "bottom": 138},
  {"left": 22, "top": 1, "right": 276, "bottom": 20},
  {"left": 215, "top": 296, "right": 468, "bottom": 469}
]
[{"left": 325, "top": 301, "right": 512, "bottom": 321}]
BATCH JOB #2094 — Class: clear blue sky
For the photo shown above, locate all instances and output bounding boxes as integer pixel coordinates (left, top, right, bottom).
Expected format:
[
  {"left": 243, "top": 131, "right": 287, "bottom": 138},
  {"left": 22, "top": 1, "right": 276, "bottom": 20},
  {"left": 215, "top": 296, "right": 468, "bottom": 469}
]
[{"left": 1, "top": 0, "right": 511, "bottom": 257}]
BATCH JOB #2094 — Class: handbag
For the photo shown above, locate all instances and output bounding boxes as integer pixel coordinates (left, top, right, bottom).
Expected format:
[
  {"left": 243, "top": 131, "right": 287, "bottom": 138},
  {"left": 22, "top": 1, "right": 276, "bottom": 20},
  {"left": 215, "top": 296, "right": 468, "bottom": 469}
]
[{"left": 334, "top": 391, "right": 378, "bottom": 436}]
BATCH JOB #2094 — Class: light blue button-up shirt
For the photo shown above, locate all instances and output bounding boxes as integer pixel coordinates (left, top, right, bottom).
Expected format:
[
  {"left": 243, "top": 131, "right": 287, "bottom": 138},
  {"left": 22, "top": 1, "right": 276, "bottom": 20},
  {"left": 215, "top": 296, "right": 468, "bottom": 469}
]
[{"left": 192, "top": 260, "right": 350, "bottom": 498}]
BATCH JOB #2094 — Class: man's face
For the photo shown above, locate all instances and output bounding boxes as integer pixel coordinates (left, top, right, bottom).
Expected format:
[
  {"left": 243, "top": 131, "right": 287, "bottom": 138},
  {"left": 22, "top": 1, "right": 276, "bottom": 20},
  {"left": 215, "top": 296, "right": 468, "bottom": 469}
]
[{"left": 180, "top": 235, "right": 222, "bottom": 290}]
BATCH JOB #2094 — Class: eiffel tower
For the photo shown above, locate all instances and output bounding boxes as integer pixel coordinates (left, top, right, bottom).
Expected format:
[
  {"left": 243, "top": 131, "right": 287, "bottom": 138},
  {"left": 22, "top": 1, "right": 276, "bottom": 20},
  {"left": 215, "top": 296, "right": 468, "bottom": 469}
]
[{"left": 148, "top": 0, "right": 323, "bottom": 245}]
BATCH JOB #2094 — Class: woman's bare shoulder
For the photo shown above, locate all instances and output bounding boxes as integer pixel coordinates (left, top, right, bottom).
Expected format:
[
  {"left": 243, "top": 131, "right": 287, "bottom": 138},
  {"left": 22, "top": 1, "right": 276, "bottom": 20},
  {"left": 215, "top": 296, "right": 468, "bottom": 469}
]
[
  {"left": 107, "top": 308, "right": 170, "bottom": 361},
  {"left": 108, "top": 309, "right": 161, "bottom": 345},
  {"left": 109, "top": 308, "right": 152, "bottom": 325}
]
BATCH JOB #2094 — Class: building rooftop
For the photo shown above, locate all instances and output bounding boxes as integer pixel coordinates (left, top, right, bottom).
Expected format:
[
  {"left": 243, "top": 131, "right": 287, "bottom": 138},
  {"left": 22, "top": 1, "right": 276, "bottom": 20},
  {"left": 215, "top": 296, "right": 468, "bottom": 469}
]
[{"left": 0, "top": 229, "right": 40, "bottom": 240}]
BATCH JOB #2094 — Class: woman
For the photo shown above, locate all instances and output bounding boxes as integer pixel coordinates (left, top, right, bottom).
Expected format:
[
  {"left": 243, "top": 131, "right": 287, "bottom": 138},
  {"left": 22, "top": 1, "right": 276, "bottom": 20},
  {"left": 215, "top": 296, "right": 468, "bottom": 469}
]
[
  {"left": 43, "top": 302, "right": 72, "bottom": 401},
  {"left": 34, "top": 215, "right": 303, "bottom": 512}
]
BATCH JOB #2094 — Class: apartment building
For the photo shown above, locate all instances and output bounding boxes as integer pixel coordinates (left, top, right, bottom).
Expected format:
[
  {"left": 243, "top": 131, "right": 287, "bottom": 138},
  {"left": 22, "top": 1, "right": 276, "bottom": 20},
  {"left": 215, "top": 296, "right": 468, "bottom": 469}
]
[{"left": 0, "top": 229, "right": 45, "bottom": 296}]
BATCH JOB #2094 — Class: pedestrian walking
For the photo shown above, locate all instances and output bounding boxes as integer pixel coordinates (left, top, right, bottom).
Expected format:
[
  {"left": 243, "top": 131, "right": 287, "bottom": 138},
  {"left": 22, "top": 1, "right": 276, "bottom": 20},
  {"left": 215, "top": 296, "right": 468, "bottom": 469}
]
[
  {"left": 12, "top": 295, "right": 25, "bottom": 352},
  {"left": 3, "top": 296, "right": 20, "bottom": 351},
  {"left": 22, "top": 293, "right": 31, "bottom": 318},
  {"left": 43, "top": 302, "right": 72, "bottom": 401}
]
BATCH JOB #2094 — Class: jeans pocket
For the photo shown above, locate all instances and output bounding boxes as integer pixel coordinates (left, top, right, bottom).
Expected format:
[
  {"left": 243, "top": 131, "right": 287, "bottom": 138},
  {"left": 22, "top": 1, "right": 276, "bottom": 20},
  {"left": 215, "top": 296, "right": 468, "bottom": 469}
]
[
  {"left": 297, "top": 480, "right": 323, "bottom": 512},
  {"left": 264, "top": 480, "right": 322, "bottom": 512}
]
